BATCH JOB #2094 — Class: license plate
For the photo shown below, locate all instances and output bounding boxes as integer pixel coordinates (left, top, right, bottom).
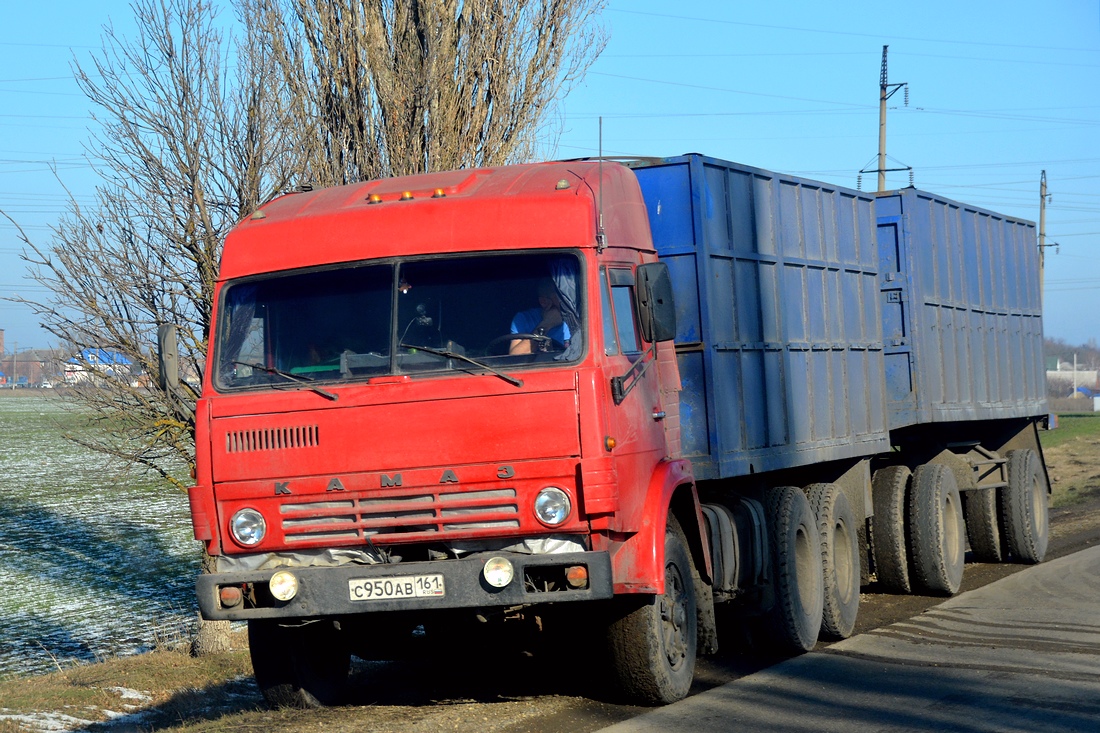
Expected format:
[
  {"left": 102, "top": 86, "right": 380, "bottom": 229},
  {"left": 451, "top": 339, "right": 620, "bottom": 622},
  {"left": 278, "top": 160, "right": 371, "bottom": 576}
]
[{"left": 348, "top": 574, "right": 445, "bottom": 602}]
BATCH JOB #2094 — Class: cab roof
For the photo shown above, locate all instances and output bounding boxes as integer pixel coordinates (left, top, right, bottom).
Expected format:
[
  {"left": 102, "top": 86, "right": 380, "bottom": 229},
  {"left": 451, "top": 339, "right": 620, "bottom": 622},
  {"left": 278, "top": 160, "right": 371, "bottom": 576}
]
[{"left": 220, "top": 160, "right": 654, "bottom": 281}]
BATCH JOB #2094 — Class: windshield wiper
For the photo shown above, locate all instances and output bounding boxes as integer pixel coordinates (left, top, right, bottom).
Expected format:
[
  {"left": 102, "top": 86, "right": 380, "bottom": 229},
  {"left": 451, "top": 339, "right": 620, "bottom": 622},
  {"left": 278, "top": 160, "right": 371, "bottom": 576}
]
[
  {"left": 399, "top": 344, "right": 523, "bottom": 387},
  {"left": 232, "top": 361, "right": 338, "bottom": 401}
]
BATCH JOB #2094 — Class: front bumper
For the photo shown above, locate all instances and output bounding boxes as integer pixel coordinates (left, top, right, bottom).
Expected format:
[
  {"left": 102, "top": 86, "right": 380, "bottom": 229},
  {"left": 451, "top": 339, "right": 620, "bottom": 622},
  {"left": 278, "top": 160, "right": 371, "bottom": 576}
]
[{"left": 197, "top": 550, "right": 613, "bottom": 621}]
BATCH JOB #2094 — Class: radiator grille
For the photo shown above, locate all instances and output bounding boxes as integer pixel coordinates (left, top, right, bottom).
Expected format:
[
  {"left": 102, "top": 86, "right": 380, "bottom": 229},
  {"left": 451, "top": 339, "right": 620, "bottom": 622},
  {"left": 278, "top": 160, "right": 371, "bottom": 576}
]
[
  {"left": 226, "top": 425, "right": 319, "bottom": 454},
  {"left": 279, "top": 488, "right": 519, "bottom": 543}
]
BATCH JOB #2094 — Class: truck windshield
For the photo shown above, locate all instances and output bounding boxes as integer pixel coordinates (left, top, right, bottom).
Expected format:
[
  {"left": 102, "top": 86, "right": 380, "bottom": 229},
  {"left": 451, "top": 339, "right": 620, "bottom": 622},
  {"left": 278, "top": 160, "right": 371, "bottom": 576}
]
[{"left": 214, "top": 252, "right": 583, "bottom": 391}]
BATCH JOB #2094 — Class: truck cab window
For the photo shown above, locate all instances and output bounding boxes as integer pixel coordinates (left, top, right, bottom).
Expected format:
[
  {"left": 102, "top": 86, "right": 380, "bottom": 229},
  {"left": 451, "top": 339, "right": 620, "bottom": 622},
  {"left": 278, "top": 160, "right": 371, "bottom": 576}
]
[
  {"left": 601, "top": 273, "right": 618, "bottom": 356},
  {"left": 607, "top": 268, "right": 642, "bottom": 355},
  {"left": 214, "top": 252, "right": 583, "bottom": 391}
]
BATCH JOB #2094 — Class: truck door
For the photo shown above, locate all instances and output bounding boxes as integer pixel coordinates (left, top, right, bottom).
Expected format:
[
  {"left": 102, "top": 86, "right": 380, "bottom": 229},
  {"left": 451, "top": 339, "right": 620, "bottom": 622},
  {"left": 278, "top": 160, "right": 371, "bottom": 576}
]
[{"left": 600, "top": 265, "right": 668, "bottom": 527}]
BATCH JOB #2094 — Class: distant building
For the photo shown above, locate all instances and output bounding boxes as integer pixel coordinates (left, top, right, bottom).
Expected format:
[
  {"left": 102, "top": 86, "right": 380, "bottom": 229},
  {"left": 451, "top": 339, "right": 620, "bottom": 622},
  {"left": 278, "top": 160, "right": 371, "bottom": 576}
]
[
  {"left": 64, "top": 348, "right": 138, "bottom": 385},
  {"left": 0, "top": 348, "right": 64, "bottom": 387}
]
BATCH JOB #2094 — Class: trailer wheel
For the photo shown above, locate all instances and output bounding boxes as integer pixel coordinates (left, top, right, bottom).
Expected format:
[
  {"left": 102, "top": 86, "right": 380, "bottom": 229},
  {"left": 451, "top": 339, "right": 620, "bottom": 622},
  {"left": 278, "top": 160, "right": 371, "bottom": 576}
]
[
  {"left": 807, "top": 483, "right": 860, "bottom": 640},
  {"left": 762, "top": 486, "right": 824, "bottom": 653},
  {"left": 908, "top": 464, "right": 965, "bottom": 595},
  {"left": 871, "top": 466, "right": 912, "bottom": 593},
  {"left": 606, "top": 516, "right": 697, "bottom": 705},
  {"left": 1003, "top": 449, "right": 1049, "bottom": 563},
  {"left": 248, "top": 618, "right": 350, "bottom": 708},
  {"left": 963, "top": 486, "right": 1004, "bottom": 563}
]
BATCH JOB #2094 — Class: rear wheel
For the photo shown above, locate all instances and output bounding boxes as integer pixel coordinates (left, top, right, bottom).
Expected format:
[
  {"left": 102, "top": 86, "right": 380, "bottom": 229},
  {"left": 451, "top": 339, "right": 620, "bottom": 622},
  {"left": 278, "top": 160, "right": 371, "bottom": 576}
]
[
  {"left": 248, "top": 618, "right": 350, "bottom": 708},
  {"left": 761, "top": 486, "right": 823, "bottom": 653},
  {"left": 606, "top": 517, "right": 697, "bottom": 705},
  {"left": 807, "top": 483, "right": 860, "bottom": 640},
  {"left": 908, "top": 464, "right": 965, "bottom": 596},
  {"left": 1003, "top": 449, "right": 1049, "bottom": 563},
  {"left": 871, "top": 465, "right": 911, "bottom": 593},
  {"left": 963, "top": 486, "right": 1004, "bottom": 563}
]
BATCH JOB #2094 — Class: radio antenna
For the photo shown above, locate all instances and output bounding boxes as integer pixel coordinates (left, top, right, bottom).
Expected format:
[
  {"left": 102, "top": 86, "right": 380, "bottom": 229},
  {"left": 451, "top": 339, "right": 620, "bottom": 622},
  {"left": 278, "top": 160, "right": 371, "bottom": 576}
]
[{"left": 597, "top": 117, "right": 606, "bottom": 252}]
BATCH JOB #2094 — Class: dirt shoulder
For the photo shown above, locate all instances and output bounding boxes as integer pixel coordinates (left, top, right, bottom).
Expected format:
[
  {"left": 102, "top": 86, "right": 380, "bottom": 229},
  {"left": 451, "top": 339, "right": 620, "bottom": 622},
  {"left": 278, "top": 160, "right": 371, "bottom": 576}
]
[{"left": 3, "top": 435, "right": 1100, "bottom": 733}]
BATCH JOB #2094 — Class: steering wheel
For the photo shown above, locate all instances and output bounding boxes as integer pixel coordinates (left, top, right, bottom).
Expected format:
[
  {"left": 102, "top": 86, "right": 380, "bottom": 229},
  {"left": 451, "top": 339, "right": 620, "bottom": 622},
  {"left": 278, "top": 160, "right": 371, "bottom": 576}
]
[{"left": 485, "top": 332, "right": 553, "bottom": 353}]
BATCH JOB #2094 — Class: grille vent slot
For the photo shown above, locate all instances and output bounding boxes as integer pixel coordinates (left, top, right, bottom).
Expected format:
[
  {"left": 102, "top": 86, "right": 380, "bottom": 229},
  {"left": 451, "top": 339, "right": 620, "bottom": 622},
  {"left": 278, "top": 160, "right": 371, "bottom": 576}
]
[
  {"left": 279, "top": 488, "right": 519, "bottom": 543},
  {"left": 226, "top": 425, "right": 319, "bottom": 454}
]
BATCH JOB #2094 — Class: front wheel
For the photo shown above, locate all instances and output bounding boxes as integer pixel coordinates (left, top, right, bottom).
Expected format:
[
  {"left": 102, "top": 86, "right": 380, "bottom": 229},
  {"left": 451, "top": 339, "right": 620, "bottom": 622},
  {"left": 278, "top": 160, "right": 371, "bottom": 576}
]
[
  {"left": 606, "top": 517, "right": 697, "bottom": 705},
  {"left": 248, "top": 618, "right": 350, "bottom": 708}
]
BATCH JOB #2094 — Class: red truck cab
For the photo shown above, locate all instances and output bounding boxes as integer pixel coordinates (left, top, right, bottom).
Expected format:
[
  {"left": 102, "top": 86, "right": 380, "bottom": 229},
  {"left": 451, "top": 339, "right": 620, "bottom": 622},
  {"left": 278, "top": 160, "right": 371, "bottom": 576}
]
[{"left": 188, "top": 161, "right": 703, "bottom": 706}]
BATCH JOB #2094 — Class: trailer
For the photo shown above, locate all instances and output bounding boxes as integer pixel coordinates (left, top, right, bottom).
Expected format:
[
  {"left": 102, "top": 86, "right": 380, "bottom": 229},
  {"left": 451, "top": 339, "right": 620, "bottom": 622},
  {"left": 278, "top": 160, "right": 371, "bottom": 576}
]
[{"left": 169, "top": 153, "right": 1049, "bottom": 708}]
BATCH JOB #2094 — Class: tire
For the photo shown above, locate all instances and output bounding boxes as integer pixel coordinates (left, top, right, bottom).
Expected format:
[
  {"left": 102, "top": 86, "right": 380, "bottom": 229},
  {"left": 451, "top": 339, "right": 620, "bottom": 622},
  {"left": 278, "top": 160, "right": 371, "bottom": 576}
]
[
  {"left": 1003, "top": 449, "right": 1049, "bottom": 564},
  {"left": 606, "top": 517, "right": 697, "bottom": 705},
  {"left": 871, "top": 465, "right": 911, "bottom": 593},
  {"left": 248, "top": 618, "right": 351, "bottom": 708},
  {"left": 963, "top": 486, "right": 1004, "bottom": 563},
  {"left": 908, "top": 464, "right": 966, "bottom": 596},
  {"left": 762, "top": 486, "right": 824, "bottom": 653},
  {"left": 806, "top": 483, "right": 860, "bottom": 640}
]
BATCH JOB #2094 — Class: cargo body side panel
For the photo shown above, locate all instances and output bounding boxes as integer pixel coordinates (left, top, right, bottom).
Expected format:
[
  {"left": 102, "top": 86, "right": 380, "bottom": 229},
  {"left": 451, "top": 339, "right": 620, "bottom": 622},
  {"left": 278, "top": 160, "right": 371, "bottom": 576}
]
[
  {"left": 879, "top": 189, "right": 1046, "bottom": 429},
  {"left": 633, "top": 155, "right": 890, "bottom": 481}
]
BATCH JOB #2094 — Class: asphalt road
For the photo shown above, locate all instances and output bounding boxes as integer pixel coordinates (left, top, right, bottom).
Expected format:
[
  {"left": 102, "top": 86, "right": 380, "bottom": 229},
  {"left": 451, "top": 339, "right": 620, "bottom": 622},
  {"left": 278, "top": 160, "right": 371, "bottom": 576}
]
[{"left": 598, "top": 545, "right": 1100, "bottom": 733}]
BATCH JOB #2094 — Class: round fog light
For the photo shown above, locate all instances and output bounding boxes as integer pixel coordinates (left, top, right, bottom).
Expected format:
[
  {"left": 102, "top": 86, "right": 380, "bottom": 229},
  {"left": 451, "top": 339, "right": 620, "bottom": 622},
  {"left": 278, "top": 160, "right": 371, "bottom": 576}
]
[
  {"left": 534, "top": 487, "right": 572, "bottom": 526},
  {"left": 483, "top": 556, "right": 515, "bottom": 588},
  {"left": 269, "top": 570, "right": 299, "bottom": 601}
]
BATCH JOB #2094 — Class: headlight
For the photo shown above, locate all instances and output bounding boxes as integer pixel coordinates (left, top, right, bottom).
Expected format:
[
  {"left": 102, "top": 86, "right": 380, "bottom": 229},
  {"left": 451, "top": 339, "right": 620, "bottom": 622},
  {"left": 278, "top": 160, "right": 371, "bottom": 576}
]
[
  {"left": 230, "top": 508, "right": 266, "bottom": 546},
  {"left": 269, "top": 570, "right": 299, "bottom": 601},
  {"left": 483, "top": 556, "right": 515, "bottom": 588},
  {"left": 534, "top": 487, "right": 571, "bottom": 526}
]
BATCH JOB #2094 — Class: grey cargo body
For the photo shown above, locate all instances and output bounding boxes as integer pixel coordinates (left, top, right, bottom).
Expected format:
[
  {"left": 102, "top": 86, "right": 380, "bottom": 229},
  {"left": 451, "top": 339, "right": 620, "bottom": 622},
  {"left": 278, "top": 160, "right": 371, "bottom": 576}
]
[
  {"left": 630, "top": 154, "right": 1044, "bottom": 484},
  {"left": 632, "top": 155, "right": 889, "bottom": 482},
  {"left": 877, "top": 188, "right": 1046, "bottom": 429}
]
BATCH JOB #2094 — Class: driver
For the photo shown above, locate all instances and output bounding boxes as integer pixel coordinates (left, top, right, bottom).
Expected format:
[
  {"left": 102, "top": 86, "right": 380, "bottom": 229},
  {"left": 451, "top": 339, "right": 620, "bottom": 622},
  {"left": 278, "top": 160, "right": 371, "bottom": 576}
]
[{"left": 509, "top": 278, "right": 571, "bottom": 354}]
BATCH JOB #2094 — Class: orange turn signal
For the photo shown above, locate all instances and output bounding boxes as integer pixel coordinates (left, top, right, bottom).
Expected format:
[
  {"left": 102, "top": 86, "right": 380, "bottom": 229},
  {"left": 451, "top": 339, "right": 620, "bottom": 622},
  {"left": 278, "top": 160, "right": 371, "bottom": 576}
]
[{"left": 565, "top": 565, "right": 588, "bottom": 588}]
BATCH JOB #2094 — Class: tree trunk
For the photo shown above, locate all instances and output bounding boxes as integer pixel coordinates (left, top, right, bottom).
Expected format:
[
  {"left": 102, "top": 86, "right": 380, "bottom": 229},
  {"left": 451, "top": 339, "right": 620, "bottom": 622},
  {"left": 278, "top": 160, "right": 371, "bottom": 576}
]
[{"left": 191, "top": 547, "right": 232, "bottom": 656}]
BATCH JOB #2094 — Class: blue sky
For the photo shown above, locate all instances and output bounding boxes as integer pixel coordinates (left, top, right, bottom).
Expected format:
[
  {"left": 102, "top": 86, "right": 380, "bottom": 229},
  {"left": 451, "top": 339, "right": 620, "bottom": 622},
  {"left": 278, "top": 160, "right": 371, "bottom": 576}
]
[{"left": 1, "top": 1, "right": 1098, "bottom": 350}]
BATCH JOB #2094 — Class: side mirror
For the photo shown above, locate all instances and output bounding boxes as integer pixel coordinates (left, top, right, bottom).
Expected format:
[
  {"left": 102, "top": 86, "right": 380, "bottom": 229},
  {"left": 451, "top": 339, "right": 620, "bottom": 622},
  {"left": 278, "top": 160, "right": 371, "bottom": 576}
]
[
  {"left": 636, "top": 262, "right": 677, "bottom": 343},
  {"left": 157, "top": 324, "right": 180, "bottom": 392}
]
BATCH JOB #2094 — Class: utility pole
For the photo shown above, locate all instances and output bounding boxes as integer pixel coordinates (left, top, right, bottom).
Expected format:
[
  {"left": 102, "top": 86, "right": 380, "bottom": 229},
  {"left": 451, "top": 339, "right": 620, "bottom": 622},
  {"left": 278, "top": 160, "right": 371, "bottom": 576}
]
[
  {"left": 860, "top": 46, "right": 911, "bottom": 192},
  {"left": 878, "top": 46, "right": 890, "bottom": 192},
  {"left": 1038, "top": 170, "right": 1058, "bottom": 302}
]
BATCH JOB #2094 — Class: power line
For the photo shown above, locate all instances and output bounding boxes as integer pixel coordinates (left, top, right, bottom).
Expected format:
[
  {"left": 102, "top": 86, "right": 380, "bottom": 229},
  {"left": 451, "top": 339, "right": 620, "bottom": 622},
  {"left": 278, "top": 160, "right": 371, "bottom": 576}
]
[
  {"left": 588, "top": 72, "right": 872, "bottom": 109},
  {"left": 610, "top": 9, "right": 1100, "bottom": 53}
]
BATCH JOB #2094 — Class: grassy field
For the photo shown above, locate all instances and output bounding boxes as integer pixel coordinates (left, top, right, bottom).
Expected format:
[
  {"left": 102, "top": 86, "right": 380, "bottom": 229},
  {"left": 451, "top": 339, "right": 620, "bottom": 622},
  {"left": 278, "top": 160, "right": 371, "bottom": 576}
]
[
  {"left": 1041, "top": 413, "right": 1100, "bottom": 450},
  {"left": 1040, "top": 412, "right": 1100, "bottom": 508},
  {"left": 0, "top": 393, "right": 198, "bottom": 679}
]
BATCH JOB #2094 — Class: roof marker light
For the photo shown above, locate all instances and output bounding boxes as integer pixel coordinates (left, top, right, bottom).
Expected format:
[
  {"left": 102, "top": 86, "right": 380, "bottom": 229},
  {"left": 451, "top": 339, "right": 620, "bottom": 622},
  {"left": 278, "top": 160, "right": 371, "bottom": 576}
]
[
  {"left": 250, "top": 210, "right": 266, "bottom": 220},
  {"left": 432, "top": 188, "right": 446, "bottom": 198},
  {"left": 368, "top": 194, "right": 383, "bottom": 204},
  {"left": 555, "top": 179, "right": 570, "bottom": 190},
  {"left": 400, "top": 191, "right": 414, "bottom": 201}
]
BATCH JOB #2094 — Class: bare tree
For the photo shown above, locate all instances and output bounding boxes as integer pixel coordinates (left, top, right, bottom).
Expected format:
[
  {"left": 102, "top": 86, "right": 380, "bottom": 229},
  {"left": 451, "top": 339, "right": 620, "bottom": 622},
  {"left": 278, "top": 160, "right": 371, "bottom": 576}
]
[
  {"left": 256, "top": 0, "right": 607, "bottom": 185},
  {"left": 3, "top": 0, "right": 605, "bottom": 656},
  {"left": 5, "top": 0, "right": 297, "bottom": 477},
  {"left": 2, "top": 0, "right": 298, "bottom": 654}
]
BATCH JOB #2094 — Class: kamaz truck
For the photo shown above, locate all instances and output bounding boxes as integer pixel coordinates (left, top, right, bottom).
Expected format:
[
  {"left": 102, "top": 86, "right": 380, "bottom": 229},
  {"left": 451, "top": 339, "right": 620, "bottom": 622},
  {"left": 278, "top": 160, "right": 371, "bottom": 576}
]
[{"left": 165, "top": 154, "right": 1049, "bottom": 707}]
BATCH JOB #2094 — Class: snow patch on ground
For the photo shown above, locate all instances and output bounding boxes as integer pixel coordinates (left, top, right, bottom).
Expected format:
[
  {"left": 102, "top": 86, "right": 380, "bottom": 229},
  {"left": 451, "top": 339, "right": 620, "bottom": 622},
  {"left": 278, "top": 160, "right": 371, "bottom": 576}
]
[
  {"left": 106, "top": 686, "right": 152, "bottom": 702},
  {"left": 0, "top": 710, "right": 95, "bottom": 732}
]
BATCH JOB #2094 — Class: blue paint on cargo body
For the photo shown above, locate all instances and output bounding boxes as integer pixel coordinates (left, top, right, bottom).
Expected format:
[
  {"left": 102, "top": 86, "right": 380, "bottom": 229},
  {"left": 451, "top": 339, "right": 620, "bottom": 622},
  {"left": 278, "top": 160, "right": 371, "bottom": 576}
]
[
  {"left": 630, "top": 155, "right": 1046, "bottom": 484},
  {"left": 876, "top": 188, "right": 1046, "bottom": 429},
  {"left": 632, "top": 154, "right": 889, "bottom": 481}
]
